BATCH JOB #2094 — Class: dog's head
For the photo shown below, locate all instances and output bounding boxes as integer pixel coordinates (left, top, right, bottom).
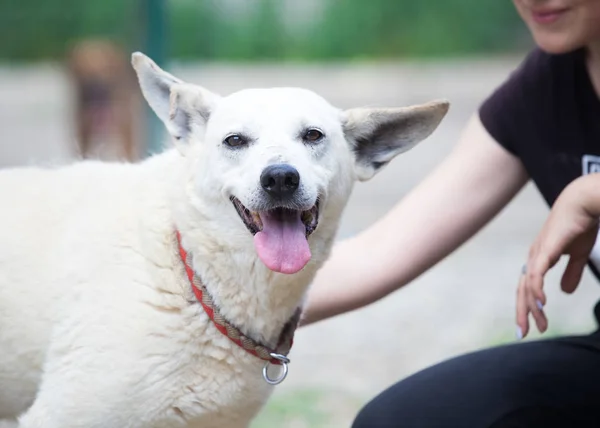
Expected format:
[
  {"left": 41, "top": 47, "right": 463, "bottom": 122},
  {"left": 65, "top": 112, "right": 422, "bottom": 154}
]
[{"left": 132, "top": 53, "right": 448, "bottom": 275}]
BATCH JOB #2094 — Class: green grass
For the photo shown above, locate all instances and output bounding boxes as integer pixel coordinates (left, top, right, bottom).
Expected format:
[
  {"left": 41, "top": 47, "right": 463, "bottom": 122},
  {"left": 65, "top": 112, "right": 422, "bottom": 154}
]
[
  {"left": 251, "top": 388, "right": 329, "bottom": 428},
  {"left": 251, "top": 387, "right": 363, "bottom": 428}
]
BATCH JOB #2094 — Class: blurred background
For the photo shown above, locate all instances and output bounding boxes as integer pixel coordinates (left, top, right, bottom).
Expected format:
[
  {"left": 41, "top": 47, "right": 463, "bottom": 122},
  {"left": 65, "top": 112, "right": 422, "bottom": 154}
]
[{"left": 2, "top": 1, "right": 600, "bottom": 426}]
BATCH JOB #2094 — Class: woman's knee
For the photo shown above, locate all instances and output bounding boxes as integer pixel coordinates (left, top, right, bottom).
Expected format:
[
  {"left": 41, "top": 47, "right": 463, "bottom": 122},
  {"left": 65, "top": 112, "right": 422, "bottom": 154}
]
[
  {"left": 352, "top": 393, "right": 396, "bottom": 428},
  {"left": 351, "top": 374, "right": 437, "bottom": 427},
  {"left": 351, "top": 348, "right": 508, "bottom": 427}
]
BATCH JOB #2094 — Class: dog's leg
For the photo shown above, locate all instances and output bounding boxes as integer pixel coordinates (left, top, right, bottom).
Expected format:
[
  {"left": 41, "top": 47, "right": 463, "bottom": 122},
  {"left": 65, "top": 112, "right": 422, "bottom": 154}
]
[
  {"left": 14, "top": 325, "right": 127, "bottom": 428},
  {"left": 16, "top": 406, "right": 54, "bottom": 428},
  {"left": 75, "top": 111, "right": 93, "bottom": 159},
  {"left": 16, "top": 379, "right": 126, "bottom": 428},
  {"left": 121, "top": 109, "right": 137, "bottom": 161},
  {"left": 15, "top": 316, "right": 178, "bottom": 428}
]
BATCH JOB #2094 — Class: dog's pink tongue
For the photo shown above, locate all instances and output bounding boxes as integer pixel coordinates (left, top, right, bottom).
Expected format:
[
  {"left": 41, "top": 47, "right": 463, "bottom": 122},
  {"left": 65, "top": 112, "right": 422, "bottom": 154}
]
[{"left": 254, "top": 211, "right": 311, "bottom": 274}]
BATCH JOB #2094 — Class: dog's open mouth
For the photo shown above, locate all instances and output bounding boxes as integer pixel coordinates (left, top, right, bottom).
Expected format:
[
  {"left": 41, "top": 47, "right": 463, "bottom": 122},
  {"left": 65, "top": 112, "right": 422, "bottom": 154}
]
[{"left": 230, "top": 196, "right": 319, "bottom": 274}]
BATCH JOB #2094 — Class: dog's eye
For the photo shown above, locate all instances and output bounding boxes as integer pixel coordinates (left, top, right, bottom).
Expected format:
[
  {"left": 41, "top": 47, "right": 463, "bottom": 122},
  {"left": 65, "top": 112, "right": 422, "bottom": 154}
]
[
  {"left": 303, "top": 128, "right": 324, "bottom": 143},
  {"left": 224, "top": 134, "right": 248, "bottom": 148}
]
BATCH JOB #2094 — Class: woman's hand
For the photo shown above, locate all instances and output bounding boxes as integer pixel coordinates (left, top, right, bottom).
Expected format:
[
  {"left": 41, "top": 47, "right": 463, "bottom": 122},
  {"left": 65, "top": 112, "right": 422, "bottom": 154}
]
[{"left": 517, "top": 175, "right": 600, "bottom": 339}]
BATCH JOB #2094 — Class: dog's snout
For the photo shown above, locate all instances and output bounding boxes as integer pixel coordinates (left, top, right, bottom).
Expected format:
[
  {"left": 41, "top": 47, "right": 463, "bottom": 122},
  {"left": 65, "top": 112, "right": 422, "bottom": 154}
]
[{"left": 260, "top": 164, "right": 300, "bottom": 200}]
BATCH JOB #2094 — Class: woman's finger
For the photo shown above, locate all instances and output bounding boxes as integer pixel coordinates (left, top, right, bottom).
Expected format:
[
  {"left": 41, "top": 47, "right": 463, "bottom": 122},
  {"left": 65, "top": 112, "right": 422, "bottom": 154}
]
[
  {"left": 561, "top": 255, "right": 587, "bottom": 294},
  {"left": 526, "top": 282, "right": 548, "bottom": 333},
  {"left": 516, "top": 271, "right": 529, "bottom": 339},
  {"left": 526, "top": 255, "right": 549, "bottom": 306}
]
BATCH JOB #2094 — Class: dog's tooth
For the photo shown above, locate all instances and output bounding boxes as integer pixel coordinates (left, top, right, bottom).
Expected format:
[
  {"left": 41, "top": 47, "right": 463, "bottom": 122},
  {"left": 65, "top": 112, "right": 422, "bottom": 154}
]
[{"left": 252, "top": 212, "right": 263, "bottom": 228}]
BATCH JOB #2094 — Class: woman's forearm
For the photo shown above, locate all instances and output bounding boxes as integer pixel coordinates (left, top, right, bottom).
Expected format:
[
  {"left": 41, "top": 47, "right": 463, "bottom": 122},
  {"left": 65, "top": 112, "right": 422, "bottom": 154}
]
[
  {"left": 576, "top": 173, "right": 600, "bottom": 218},
  {"left": 301, "top": 115, "right": 529, "bottom": 325}
]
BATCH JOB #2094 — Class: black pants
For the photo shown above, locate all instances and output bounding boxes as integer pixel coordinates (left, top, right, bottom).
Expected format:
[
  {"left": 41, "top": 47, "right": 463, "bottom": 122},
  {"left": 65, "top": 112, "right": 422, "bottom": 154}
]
[{"left": 353, "top": 303, "right": 600, "bottom": 428}]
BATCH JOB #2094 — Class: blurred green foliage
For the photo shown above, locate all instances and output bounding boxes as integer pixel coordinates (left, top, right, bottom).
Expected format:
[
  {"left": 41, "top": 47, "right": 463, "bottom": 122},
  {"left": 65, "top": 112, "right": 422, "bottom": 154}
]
[
  {"left": 0, "top": 0, "right": 135, "bottom": 60},
  {"left": 0, "top": 0, "right": 528, "bottom": 62}
]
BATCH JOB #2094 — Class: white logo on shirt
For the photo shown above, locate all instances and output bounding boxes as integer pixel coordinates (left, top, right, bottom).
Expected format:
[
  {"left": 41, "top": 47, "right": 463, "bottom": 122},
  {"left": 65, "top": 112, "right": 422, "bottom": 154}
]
[
  {"left": 582, "top": 154, "right": 600, "bottom": 175},
  {"left": 582, "top": 155, "right": 600, "bottom": 269}
]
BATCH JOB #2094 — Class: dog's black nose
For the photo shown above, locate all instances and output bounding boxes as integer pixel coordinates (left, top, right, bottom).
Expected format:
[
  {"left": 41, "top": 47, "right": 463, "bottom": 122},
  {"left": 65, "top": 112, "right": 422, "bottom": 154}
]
[{"left": 260, "top": 164, "right": 300, "bottom": 200}]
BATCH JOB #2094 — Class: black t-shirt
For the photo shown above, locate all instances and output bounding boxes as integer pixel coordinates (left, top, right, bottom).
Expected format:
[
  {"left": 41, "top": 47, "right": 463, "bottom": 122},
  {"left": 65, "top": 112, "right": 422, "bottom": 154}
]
[{"left": 479, "top": 47, "right": 600, "bottom": 277}]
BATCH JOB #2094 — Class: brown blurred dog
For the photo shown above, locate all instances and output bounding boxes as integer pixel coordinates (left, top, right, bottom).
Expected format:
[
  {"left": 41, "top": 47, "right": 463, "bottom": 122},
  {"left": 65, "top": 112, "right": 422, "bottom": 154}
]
[{"left": 67, "top": 39, "right": 141, "bottom": 161}]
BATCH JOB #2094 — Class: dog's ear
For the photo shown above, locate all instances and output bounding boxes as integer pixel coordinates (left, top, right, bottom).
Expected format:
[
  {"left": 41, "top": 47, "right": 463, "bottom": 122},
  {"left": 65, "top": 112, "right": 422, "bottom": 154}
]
[
  {"left": 131, "top": 52, "right": 221, "bottom": 143},
  {"left": 343, "top": 100, "right": 449, "bottom": 181}
]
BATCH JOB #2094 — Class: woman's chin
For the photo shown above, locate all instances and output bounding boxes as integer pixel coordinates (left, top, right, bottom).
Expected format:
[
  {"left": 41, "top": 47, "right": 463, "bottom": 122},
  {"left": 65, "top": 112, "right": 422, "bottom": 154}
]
[{"left": 532, "top": 32, "right": 587, "bottom": 55}]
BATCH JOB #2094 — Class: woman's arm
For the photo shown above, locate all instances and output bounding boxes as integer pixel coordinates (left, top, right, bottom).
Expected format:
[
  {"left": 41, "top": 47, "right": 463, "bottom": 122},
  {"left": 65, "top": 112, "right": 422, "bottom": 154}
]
[
  {"left": 517, "top": 173, "right": 600, "bottom": 338},
  {"left": 302, "top": 114, "right": 529, "bottom": 325}
]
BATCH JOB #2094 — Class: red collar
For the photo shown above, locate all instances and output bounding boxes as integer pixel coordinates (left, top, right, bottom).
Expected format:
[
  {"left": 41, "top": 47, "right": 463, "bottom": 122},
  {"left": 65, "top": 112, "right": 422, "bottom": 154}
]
[{"left": 175, "top": 231, "right": 300, "bottom": 366}]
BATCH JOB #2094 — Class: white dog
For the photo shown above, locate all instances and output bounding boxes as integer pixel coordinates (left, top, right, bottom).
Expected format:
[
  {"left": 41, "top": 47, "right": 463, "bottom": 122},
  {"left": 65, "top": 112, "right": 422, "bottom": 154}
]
[{"left": 0, "top": 53, "right": 448, "bottom": 428}]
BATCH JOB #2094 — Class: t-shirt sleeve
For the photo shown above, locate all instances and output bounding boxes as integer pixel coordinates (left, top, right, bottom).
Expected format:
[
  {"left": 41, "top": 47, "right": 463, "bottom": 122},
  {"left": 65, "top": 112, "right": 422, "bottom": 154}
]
[{"left": 478, "top": 49, "right": 549, "bottom": 156}]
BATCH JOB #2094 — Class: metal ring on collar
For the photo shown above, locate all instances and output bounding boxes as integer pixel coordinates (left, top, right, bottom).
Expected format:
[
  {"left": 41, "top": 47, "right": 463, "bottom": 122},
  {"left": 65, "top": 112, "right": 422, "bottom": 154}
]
[{"left": 262, "top": 353, "right": 290, "bottom": 385}]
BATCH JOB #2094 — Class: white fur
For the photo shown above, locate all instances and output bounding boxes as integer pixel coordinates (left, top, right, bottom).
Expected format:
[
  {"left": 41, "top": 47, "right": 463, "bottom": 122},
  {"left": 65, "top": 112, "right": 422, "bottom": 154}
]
[{"left": 0, "top": 53, "right": 449, "bottom": 428}]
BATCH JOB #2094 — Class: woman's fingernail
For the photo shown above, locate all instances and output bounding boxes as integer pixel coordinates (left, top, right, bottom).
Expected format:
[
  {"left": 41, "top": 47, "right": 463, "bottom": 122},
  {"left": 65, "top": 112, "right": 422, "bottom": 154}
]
[
  {"left": 516, "top": 326, "right": 523, "bottom": 340},
  {"left": 536, "top": 300, "right": 544, "bottom": 310}
]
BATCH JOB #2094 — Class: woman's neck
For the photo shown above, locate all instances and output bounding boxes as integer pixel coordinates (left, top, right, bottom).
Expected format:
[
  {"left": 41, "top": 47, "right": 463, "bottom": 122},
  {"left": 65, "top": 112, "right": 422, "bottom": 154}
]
[{"left": 586, "top": 39, "right": 600, "bottom": 98}]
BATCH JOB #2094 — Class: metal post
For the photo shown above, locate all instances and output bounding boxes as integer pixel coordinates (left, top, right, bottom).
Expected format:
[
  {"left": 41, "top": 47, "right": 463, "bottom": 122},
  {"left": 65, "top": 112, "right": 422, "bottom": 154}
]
[{"left": 141, "top": 0, "right": 167, "bottom": 156}]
